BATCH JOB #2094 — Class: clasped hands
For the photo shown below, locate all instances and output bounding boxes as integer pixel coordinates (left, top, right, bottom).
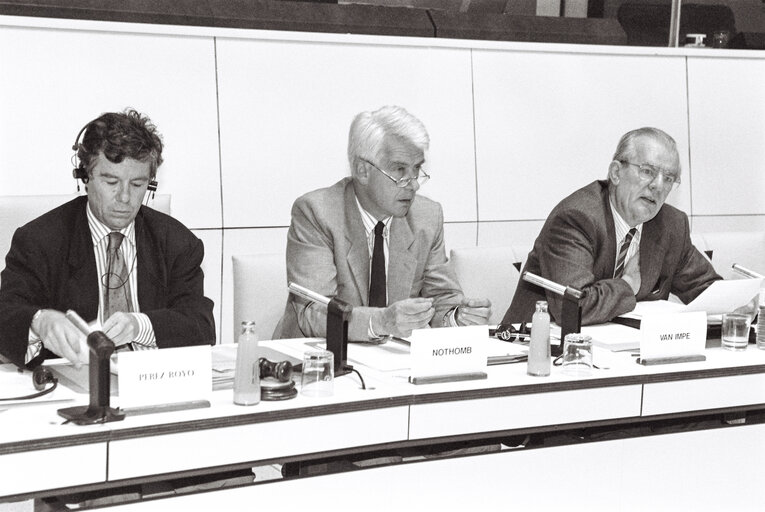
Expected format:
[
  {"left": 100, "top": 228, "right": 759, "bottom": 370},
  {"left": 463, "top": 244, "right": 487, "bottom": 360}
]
[
  {"left": 370, "top": 297, "right": 492, "bottom": 339},
  {"left": 32, "top": 309, "right": 138, "bottom": 366}
]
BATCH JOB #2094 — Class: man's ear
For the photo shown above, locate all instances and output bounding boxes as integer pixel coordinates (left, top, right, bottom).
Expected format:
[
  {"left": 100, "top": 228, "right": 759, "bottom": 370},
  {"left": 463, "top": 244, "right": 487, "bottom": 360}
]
[
  {"left": 608, "top": 160, "right": 621, "bottom": 185},
  {"left": 352, "top": 158, "right": 370, "bottom": 185}
]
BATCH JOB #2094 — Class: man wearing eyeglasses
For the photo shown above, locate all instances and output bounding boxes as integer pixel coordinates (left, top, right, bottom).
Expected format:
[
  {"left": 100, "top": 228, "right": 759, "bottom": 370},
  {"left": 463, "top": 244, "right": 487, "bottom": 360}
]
[
  {"left": 274, "top": 105, "right": 491, "bottom": 341},
  {"left": 502, "top": 127, "right": 720, "bottom": 325}
]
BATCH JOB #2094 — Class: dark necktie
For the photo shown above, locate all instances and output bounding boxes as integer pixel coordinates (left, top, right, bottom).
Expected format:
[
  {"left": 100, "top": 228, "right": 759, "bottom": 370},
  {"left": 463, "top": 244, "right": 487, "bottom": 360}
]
[
  {"left": 104, "top": 232, "right": 133, "bottom": 320},
  {"left": 614, "top": 228, "right": 638, "bottom": 279},
  {"left": 369, "top": 221, "right": 386, "bottom": 307}
]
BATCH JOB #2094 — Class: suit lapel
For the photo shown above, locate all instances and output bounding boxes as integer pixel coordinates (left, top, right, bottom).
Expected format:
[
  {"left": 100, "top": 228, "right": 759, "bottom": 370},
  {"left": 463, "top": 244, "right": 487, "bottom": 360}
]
[
  {"left": 638, "top": 215, "right": 666, "bottom": 296},
  {"left": 65, "top": 201, "right": 99, "bottom": 322},
  {"left": 344, "top": 185, "right": 371, "bottom": 305},
  {"left": 387, "top": 216, "right": 416, "bottom": 303},
  {"left": 135, "top": 210, "right": 164, "bottom": 310},
  {"left": 600, "top": 183, "right": 619, "bottom": 278}
]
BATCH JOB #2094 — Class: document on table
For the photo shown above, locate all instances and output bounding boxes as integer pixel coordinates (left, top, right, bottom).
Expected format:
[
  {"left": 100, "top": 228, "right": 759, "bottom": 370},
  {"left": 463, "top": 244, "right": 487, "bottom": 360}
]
[{"left": 620, "top": 278, "right": 762, "bottom": 320}]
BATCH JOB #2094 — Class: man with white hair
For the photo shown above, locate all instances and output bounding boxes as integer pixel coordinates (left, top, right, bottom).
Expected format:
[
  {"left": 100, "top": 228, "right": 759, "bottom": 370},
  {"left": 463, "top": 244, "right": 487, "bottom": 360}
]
[{"left": 274, "top": 105, "right": 490, "bottom": 341}]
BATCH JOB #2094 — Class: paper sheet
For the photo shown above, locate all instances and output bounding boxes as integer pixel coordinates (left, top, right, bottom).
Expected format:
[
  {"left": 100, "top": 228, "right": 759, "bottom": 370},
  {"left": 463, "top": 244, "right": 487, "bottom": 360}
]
[
  {"left": 581, "top": 323, "right": 642, "bottom": 351},
  {"left": 621, "top": 278, "right": 761, "bottom": 320}
]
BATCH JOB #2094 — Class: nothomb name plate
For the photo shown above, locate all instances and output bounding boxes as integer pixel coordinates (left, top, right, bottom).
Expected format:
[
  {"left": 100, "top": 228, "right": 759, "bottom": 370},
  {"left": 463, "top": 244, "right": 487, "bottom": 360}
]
[
  {"left": 118, "top": 346, "right": 212, "bottom": 409},
  {"left": 409, "top": 325, "right": 488, "bottom": 381}
]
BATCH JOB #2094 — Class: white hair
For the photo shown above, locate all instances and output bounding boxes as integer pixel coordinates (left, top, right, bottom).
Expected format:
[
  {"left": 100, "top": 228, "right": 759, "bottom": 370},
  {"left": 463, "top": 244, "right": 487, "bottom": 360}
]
[{"left": 347, "top": 106, "right": 429, "bottom": 168}]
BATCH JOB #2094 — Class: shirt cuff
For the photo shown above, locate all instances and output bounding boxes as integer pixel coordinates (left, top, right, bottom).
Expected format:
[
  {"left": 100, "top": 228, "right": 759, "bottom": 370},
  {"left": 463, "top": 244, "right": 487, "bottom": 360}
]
[
  {"left": 368, "top": 315, "right": 385, "bottom": 340},
  {"left": 26, "top": 309, "right": 45, "bottom": 364},
  {"left": 443, "top": 306, "right": 459, "bottom": 327},
  {"left": 130, "top": 312, "right": 157, "bottom": 348}
]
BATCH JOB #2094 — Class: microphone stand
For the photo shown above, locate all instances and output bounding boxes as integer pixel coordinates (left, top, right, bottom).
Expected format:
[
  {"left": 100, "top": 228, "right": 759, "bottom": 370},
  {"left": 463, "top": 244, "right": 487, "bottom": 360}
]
[
  {"left": 57, "top": 310, "right": 124, "bottom": 425},
  {"left": 288, "top": 283, "right": 354, "bottom": 377}
]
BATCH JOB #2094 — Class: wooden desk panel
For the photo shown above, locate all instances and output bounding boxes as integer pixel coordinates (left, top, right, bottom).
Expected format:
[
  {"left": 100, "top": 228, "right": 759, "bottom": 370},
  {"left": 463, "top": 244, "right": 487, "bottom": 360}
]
[
  {"left": 642, "top": 372, "right": 765, "bottom": 416},
  {"left": 108, "top": 406, "right": 408, "bottom": 480},
  {"left": 0, "top": 443, "right": 106, "bottom": 496},
  {"left": 408, "top": 385, "right": 642, "bottom": 439}
]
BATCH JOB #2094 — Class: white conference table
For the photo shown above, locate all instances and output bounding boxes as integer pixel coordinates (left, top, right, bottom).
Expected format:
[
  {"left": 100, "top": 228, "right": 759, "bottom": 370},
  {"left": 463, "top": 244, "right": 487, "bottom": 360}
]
[{"left": 1, "top": 337, "right": 764, "bottom": 506}]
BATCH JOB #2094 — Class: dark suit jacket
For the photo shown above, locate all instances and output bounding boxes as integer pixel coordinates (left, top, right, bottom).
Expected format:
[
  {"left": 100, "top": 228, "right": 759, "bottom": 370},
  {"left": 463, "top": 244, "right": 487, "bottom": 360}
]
[
  {"left": 273, "top": 177, "right": 464, "bottom": 341},
  {"left": 0, "top": 196, "right": 215, "bottom": 368},
  {"left": 503, "top": 180, "right": 721, "bottom": 325}
]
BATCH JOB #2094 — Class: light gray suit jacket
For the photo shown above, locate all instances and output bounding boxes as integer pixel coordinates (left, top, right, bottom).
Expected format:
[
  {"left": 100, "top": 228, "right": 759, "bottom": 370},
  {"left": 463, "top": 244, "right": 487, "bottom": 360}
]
[
  {"left": 273, "top": 177, "right": 464, "bottom": 341},
  {"left": 503, "top": 180, "right": 721, "bottom": 325}
]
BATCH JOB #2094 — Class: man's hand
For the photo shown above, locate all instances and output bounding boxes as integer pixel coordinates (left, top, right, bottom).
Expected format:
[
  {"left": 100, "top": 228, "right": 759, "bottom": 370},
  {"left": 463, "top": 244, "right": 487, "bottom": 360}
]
[
  {"left": 621, "top": 252, "right": 641, "bottom": 295},
  {"left": 455, "top": 298, "right": 492, "bottom": 326},
  {"left": 102, "top": 312, "right": 138, "bottom": 347},
  {"left": 372, "top": 298, "right": 435, "bottom": 338},
  {"left": 732, "top": 294, "right": 758, "bottom": 322},
  {"left": 32, "top": 309, "right": 86, "bottom": 366}
]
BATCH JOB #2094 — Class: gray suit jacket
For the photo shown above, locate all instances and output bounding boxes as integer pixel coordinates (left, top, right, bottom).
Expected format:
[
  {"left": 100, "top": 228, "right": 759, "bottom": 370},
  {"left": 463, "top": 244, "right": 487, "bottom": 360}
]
[
  {"left": 503, "top": 180, "right": 721, "bottom": 325},
  {"left": 273, "top": 177, "right": 464, "bottom": 341}
]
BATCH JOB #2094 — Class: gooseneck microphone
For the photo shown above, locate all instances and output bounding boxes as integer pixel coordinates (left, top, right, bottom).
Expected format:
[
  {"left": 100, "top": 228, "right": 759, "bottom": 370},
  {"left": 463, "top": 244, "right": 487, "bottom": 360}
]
[{"left": 522, "top": 272, "right": 585, "bottom": 356}]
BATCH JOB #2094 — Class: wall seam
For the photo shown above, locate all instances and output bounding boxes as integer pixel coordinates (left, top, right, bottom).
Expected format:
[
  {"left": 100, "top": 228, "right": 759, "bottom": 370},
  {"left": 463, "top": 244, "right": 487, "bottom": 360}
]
[
  {"left": 469, "top": 48, "right": 479, "bottom": 247},
  {"left": 214, "top": 36, "right": 225, "bottom": 345},
  {"left": 684, "top": 56, "right": 693, "bottom": 231}
]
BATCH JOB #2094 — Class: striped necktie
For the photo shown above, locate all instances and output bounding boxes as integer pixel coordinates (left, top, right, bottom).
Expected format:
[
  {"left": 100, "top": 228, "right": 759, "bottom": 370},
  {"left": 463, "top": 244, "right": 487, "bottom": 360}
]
[
  {"left": 614, "top": 228, "right": 637, "bottom": 279},
  {"left": 104, "top": 232, "right": 133, "bottom": 351}
]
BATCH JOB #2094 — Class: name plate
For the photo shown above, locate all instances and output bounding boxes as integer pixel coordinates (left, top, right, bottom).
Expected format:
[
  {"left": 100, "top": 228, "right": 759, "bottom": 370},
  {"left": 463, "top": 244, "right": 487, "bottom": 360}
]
[
  {"left": 640, "top": 311, "right": 706, "bottom": 361},
  {"left": 409, "top": 325, "right": 488, "bottom": 383},
  {"left": 118, "top": 346, "right": 212, "bottom": 409}
]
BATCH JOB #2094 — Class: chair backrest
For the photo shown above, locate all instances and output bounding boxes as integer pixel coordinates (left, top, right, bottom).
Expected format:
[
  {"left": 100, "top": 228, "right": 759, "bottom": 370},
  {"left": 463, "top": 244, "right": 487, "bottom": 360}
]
[
  {"left": 232, "top": 253, "right": 288, "bottom": 342},
  {"left": 696, "top": 231, "right": 765, "bottom": 280},
  {"left": 0, "top": 194, "right": 171, "bottom": 279},
  {"left": 449, "top": 246, "right": 521, "bottom": 325}
]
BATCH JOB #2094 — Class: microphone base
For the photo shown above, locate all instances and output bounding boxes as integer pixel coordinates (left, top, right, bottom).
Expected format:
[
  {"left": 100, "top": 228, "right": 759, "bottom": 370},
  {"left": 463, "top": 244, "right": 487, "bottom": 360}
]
[{"left": 58, "top": 405, "right": 125, "bottom": 425}]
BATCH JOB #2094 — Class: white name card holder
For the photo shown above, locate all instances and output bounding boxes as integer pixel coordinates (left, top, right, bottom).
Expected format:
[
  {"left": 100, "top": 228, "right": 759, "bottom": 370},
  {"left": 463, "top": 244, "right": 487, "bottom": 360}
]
[
  {"left": 118, "top": 345, "right": 213, "bottom": 414},
  {"left": 638, "top": 311, "right": 707, "bottom": 365},
  {"left": 408, "top": 325, "right": 488, "bottom": 385}
]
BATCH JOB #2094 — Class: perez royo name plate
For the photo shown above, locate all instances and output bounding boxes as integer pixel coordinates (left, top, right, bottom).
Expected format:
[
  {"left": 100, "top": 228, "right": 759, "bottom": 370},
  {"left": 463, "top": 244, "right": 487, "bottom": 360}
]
[
  {"left": 118, "top": 346, "right": 212, "bottom": 409},
  {"left": 409, "top": 325, "right": 488, "bottom": 384},
  {"left": 640, "top": 311, "right": 706, "bottom": 363}
]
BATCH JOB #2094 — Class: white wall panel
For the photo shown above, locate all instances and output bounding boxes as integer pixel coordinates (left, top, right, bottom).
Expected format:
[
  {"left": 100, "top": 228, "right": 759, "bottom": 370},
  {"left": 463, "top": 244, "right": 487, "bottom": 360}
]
[
  {"left": 472, "top": 51, "right": 691, "bottom": 222},
  {"left": 691, "top": 215, "right": 765, "bottom": 233},
  {"left": 443, "top": 222, "right": 477, "bottom": 253},
  {"left": 687, "top": 57, "right": 765, "bottom": 216},
  {"left": 0, "top": 26, "right": 221, "bottom": 229},
  {"left": 216, "top": 38, "right": 476, "bottom": 227}
]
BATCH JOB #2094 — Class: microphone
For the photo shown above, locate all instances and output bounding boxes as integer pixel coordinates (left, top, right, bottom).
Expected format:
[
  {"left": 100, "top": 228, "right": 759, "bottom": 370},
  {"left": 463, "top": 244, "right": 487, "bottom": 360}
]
[
  {"left": 522, "top": 272, "right": 584, "bottom": 356},
  {"left": 288, "top": 282, "right": 353, "bottom": 377},
  {"left": 731, "top": 264, "right": 764, "bottom": 279}
]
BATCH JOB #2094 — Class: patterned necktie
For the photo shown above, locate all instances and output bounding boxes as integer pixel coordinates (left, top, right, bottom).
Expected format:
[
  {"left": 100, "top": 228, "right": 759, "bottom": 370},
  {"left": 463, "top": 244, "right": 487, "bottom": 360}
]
[
  {"left": 104, "top": 232, "right": 133, "bottom": 320},
  {"left": 614, "top": 228, "right": 638, "bottom": 279},
  {"left": 369, "top": 221, "right": 386, "bottom": 307}
]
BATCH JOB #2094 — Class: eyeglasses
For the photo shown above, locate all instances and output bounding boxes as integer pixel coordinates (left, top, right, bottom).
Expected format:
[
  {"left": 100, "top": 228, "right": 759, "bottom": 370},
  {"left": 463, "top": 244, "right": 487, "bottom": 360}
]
[
  {"left": 620, "top": 161, "right": 681, "bottom": 189},
  {"left": 360, "top": 158, "right": 430, "bottom": 188}
]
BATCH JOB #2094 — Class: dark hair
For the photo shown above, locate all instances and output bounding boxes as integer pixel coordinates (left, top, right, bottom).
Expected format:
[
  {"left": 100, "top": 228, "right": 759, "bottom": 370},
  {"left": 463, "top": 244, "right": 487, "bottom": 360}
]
[{"left": 77, "top": 109, "right": 163, "bottom": 179}]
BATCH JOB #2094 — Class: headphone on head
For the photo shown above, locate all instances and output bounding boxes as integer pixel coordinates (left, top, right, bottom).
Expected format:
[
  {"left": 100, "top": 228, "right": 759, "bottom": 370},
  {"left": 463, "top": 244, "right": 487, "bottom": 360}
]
[
  {"left": 0, "top": 366, "right": 58, "bottom": 402},
  {"left": 71, "top": 119, "right": 158, "bottom": 196}
]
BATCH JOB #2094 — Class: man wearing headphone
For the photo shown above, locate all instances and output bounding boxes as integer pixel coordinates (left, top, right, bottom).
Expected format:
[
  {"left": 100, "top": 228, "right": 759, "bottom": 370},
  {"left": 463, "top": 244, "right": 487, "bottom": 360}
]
[{"left": 0, "top": 109, "right": 215, "bottom": 369}]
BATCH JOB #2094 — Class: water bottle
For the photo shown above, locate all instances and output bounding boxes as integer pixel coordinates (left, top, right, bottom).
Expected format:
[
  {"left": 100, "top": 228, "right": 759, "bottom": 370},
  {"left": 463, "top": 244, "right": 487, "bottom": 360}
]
[
  {"left": 233, "top": 320, "right": 260, "bottom": 405},
  {"left": 757, "top": 289, "right": 765, "bottom": 350},
  {"left": 527, "top": 301, "right": 551, "bottom": 376}
]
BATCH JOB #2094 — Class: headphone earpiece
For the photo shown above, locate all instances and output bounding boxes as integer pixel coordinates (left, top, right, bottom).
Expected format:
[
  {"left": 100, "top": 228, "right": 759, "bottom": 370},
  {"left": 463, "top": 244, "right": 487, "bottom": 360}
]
[
  {"left": 32, "top": 366, "right": 57, "bottom": 391},
  {"left": 72, "top": 121, "right": 92, "bottom": 189},
  {"left": 258, "top": 358, "right": 293, "bottom": 382}
]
